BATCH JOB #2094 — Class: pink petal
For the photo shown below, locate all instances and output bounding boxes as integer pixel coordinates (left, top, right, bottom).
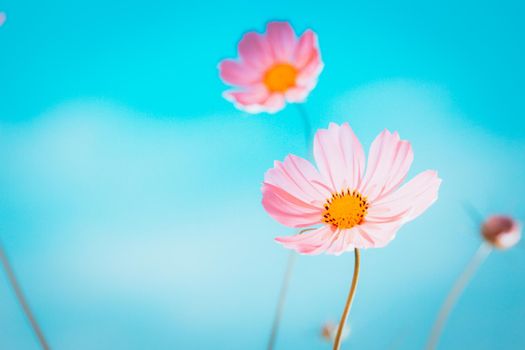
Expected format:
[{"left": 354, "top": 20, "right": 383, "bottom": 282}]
[
  {"left": 264, "top": 154, "right": 331, "bottom": 204},
  {"left": 275, "top": 226, "right": 337, "bottom": 255},
  {"left": 285, "top": 69, "right": 320, "bottom": 103},
  {"left": 284, "top": 86, "right": 310, "bottom": 103},
  {"left": 261, "top": 93, "right": 286, "bottom": 113},
  {"left": 354, "top": 221, "right": 402, "bottom": 248},
  {"left": 325, "top": 229, "right": 353, "bottom": 255},
  {"left": 266, "top": 21, "right": 297, "bottom": 62},
  {"left": 0, "top": 12, "right": 5, "bottom": 27},
  {"left": 262, "top": 154, "right": 332, "bottom": 227},
  {"left": 238, "top": 32, "right": 274, "bottom": 70},
  {"left": 368, "top": 170, "right": 441, "bottom": 223},
  {"left": 359, "top": 130, "right": 414, "bottom": 202},
  {"left": 293, "top": 29, "right": 319, "bottom": 69},
  {"left": 262, "top": 184, "right": 323, "bottom": 227},
  {"left": 293, "top": 29, "right": 323, "bottom": 97},
  {"left": 223, "top": 84, "right": 270, "bottom": 113},
  {"left": 218, "top": 59, "right": 261, "bottom": 87},
  {"left": 296, "top": 50, "right": 324, "bottom": 86},
  {"left": 313, "top": 123, "right": 366, "bottom": 192}
]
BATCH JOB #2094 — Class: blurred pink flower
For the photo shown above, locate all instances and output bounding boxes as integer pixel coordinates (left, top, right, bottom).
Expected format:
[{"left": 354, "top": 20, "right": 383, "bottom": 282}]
[
  {"left": 262, "top": 122, "right": 441, "bottom": 255},
  {"left": 0, "top": 12, "right": 6, "bottom": 27},
  {"left": 321, "top": 321, "right": 350, "bottom": 342},
  {"left": 219, "top": 21, "right": 323, "bottom": 114},
  {"left": 481, "top": 215, "right": 521, "bottom": 249}
]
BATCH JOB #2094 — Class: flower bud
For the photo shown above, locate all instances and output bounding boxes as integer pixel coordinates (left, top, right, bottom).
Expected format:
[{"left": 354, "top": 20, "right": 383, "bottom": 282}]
[
  {"left": 321, "top": 321, "right": 350, "bottom": 342},
  {"left": 481, "top": 215, "right": 521, "bottom": 249}
]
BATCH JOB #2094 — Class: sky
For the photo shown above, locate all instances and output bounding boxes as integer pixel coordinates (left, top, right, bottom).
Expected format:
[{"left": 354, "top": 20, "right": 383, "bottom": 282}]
[{"left": 0, "top": 0, "right": 524, "bottom": 349}]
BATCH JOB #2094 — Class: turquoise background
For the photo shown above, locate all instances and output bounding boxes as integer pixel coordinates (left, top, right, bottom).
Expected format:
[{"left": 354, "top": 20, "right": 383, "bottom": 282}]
[{"left": 0, "top": 0, "right": 524, "bottom": 349}]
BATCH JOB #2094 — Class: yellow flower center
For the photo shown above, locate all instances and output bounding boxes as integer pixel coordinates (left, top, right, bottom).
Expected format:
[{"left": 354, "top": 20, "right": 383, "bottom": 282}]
[
  {"left": 263, "top": 63, "right": 297, "bottom": 93},
  {"left": 322, "top": 190, "right": 368, "bottom": 229}
]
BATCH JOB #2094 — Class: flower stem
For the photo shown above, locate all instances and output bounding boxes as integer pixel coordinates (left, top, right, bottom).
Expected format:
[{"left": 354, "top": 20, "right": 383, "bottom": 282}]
[
  {"left": 295, "top": 103, "right": 312, "bottom": 157},
  {"left": 267, "top": 250, "right": 296, "bottom": 350},
  {"left": 461, "top": 201, "right": 484, "bottom": 226},
  {"left": 426, "top": 243, "right": 492, "bottom": 350},
  {"left": 333, "top": 248, "right": 361, "bottom": 350},
  {"left": 0, "top": 243, "right": 50, "bottom": 350},
  {"left": 267, "top": 228, "right": 315, "bottom": 350}
]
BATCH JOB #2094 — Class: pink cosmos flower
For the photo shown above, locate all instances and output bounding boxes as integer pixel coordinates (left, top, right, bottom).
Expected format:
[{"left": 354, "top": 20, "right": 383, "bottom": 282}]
[
  {"left": 218, "top": 21, "right": 323, "bottom": 114},
  {"left": 0, "top": 12, "right": 6, "bottom": 27},
  {"left": 481, "top": 215, "right": 521, "bottom": 249},
  {"left": 262, "top": 122, "right": 441, "bottom": 255}
]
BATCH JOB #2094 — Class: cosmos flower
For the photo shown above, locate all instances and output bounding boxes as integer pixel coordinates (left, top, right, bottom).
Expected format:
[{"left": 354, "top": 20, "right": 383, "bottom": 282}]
[
  {"left": 262, "top": 122, "right": 441, "bottom": 255},
  {"left": 0, "top": 12, "right": 6, "bottom": 27},
  {"left": 219, "top": 21, "right": 323, "bottom": 114},
  {"left": 481, "top": 215, "right": 521, "bottom": 249}
]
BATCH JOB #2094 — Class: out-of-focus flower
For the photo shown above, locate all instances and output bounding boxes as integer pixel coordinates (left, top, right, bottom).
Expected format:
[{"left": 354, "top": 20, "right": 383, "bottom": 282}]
[
  {"left": 427, "top": 214, "right": 520, "bottom": 349},
  {"left": 481, "top": 215, "right": 521, "bottom": 249},
  {"left": 262, "top": 122, "right": 441, "bottom": 255},
  {"left": 321, "top": 321, "right": 350, "bottom": 342},
  {"left": 219, "top": 21, "right": 323, "bottom": 114},
  {"left": 0, "top": 12, "right": 6, "bottom": 27}
]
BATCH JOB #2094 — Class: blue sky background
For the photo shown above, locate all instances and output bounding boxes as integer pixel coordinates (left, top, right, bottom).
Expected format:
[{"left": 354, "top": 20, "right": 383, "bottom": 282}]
[{"left": 0, "top": 0, "right": 524, "bottom": 349}]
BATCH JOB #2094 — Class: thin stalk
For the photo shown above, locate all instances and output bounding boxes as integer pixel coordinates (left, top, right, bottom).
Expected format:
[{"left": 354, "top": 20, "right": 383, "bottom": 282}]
[
  {"left": 267, "top": 250, "right": 296, "bottom": 350},
  {"left": 333, "top": 248, "right": 361, "bottom": 350},
  {"left": 295, "top": 103, "right": 312, "bottom": 157},
  {"left": 0, "top": 243, "right": 50, "bottom": 350},
  {"left": 267, "top": 228, "right": 315, "bottom": 350},
  {"left": 426, "top": 243, "right": 492, "bottom": 350},
  {"left": 461, "top": 201, "right": 484, "bottom": 226}
]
